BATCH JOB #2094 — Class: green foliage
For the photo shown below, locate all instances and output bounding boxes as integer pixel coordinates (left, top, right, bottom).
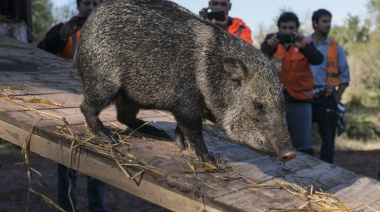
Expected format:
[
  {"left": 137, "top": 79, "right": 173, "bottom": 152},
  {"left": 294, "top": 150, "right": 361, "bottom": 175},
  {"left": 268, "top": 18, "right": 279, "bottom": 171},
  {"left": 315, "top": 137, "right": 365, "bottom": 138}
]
[
  {"left": 52, "top": 2, "right": 77, "bottom": 24},
  {"left": 0, "top": 138, "right": 8, "bottom": 145},
  {"left": 0, "top": 139, "right": 24, "bottom": 161},
  {"left": 344, "top": 115, "right": 377, "bottom": 140},
  {"left": 368, "top": 0, "right": 380, "bottom": 26},
  {"left": 345, "top": 94, "right": 364, "bottom": 109},
  {"left": 336, "top": 0, "right": 380, "bottom": 94},
  {"left": 31, "top": 0, "right": 77, "bottom": 46},
  {"left": 31, "top": 0, "right": 54, "bottom": 46},
  {"left": 352, "top": 29, "right": 380, "bottom": 92},
  {"left": 329, "top": 15, "right": 370, "bottom": 56},
  {"left": 359, "top": 92, "right": 380, "bottom": 107}
]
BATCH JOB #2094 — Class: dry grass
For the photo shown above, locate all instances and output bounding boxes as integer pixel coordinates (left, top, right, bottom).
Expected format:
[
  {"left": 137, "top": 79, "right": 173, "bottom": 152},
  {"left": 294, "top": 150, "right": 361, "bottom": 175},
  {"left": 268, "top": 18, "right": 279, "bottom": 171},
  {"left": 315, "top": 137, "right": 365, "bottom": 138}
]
[
  {"left": 335, "top": 137, "right": 380, "bottom": 151},
  {"left": 247, "top": 183, "right": 376, "bottom": 212}
]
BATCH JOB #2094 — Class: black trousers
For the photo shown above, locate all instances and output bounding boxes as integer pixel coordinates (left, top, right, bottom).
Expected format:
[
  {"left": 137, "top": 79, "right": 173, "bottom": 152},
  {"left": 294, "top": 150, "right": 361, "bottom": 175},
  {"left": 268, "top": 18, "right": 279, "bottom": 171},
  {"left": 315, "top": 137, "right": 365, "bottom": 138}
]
[{"left": 312, "top": 95, "right": 337, "bottom": 164}]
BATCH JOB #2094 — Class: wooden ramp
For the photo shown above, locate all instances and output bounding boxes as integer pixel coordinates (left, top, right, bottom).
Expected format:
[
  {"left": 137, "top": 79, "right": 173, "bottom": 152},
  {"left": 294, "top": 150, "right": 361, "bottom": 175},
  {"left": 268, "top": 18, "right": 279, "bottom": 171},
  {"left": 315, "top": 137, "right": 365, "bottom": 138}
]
[{"left": 1, "top": 36, "right": 379, "bottom": 211}]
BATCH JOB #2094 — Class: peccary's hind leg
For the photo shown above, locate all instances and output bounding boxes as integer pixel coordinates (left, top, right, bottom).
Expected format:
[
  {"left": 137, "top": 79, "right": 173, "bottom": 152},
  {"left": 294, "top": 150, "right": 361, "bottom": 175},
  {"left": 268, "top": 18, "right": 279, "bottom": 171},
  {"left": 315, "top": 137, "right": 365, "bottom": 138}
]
[
  {"left": 115, "top": 93, "right": 171, "bottom": 139},
  {"left": 175, "top": 116, "right": 216, "bottom": 164},
  {"left": 81, "top": 93, "right": 117, "bottom": 144},
  {"left": 175, "top": 126, "right": 188, "bottom": 149}
]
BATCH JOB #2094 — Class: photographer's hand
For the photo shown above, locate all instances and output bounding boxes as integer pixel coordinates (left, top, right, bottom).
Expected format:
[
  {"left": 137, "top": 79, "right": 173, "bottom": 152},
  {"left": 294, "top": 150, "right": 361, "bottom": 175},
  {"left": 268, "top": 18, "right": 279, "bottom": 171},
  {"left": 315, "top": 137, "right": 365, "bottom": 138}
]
[
  {"left": 267, "top": 34, "right": 279, "bottom": 47},
  {"left": 211, "top": 16, "right": 229, "bottom": 30},
  {"left": 199, "top": 7, "right": 209, "bottom": 19},
  {"left": 294, "top": 33, "right": 307, "bottom": 49},
  {"left": 59, "top": 16, "right": 79, "bottom": 41}
]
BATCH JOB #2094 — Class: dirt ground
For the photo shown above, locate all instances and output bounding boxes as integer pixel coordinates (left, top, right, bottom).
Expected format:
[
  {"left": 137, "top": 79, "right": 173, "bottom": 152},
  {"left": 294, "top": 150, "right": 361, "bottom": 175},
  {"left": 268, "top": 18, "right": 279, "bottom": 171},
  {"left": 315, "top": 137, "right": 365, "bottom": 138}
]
[{"left": 0, "top": 145, "right": 379, "bottom": 212}]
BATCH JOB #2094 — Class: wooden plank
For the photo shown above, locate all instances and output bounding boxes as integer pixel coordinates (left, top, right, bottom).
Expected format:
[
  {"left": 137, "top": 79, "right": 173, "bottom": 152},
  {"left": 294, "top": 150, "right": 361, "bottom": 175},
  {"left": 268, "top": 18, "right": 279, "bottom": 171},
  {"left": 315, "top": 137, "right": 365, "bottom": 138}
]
[
  {"left": 0, "top": 103, "right": 327, "bottom": 211},
  {"left": 214, "top": 180, "right": 306, "bottom": 211},
  {"left": 0, "top": 119, "right": 222, "bottom": 212},
  {"left": 205, "top": 153, "right": 321, "bottom": 201},
  {"left": 0, "top": 82, "right": 83, "bottom": 95},
  {"left": 370, "top": 199, "right": 380, "bottom": 211},
  {"left": 0, "top": 97, "right": 177, "bottom": 126},
  {"left": 0, "top": 104, "right": 254, "bottom": 210},
  {"left": 280, "top": 162, "right": 358, "bottom": 191},
  {"left": 0, "top": 108, "right": 176, "bottom": 140},
  {"left": 327, "top": 176, "right": 380, "bottom": 209},
  {"left": 0, "top": 93, "right": 82, "bottom": 110}
]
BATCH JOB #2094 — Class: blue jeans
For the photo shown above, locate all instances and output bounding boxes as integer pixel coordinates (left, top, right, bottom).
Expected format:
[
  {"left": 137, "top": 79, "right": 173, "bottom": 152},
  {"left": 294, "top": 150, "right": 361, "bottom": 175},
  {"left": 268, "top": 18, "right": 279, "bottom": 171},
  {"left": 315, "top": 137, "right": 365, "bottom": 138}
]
[
  {"left": 285, "top": 101, "right": 313, "bottom": 154},
  {"left": 57, "top": 164, "right": 108, "bottom": 212}
]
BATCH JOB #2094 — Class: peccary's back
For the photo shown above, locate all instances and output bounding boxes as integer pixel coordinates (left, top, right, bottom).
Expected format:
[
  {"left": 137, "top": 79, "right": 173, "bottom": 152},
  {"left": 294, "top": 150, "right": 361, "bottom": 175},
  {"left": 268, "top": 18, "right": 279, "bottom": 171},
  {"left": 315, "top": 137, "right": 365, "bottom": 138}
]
[
  {"left": 76, "top": 0, "right": 224, "bottom": 109},
  {"left": 76, "top": 0, "right": 278, "bottom": 114}
]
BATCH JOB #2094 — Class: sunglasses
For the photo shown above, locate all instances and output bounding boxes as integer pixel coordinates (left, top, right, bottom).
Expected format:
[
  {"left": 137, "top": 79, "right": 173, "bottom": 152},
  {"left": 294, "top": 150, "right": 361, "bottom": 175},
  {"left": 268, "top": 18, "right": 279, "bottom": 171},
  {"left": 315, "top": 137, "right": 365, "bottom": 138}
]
[{"left": 210, "top": 1, "right": 229, "bottom": 7}]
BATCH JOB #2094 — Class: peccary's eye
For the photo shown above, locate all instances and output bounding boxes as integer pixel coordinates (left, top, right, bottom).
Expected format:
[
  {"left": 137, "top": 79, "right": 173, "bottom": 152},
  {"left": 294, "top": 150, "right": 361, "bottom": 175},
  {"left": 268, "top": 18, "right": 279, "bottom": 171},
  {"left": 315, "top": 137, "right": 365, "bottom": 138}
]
[{"left": 252, "top": 101, "right": 264, "bottom": 110}]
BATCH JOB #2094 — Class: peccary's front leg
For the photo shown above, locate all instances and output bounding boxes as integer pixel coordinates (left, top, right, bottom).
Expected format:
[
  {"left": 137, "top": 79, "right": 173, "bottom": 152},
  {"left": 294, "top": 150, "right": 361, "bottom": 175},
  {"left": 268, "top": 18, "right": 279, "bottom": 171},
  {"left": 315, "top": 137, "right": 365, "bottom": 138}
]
[{"left": 175, "top": 117, "right": 216, "bottom": 164}]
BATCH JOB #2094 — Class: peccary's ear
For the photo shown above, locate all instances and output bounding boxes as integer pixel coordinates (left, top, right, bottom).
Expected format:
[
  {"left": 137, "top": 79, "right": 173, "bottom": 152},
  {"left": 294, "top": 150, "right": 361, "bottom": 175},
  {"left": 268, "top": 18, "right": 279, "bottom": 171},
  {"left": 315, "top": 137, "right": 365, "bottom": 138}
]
[{"left": 223, "top": 58, "right": 248, "bottom": 81}]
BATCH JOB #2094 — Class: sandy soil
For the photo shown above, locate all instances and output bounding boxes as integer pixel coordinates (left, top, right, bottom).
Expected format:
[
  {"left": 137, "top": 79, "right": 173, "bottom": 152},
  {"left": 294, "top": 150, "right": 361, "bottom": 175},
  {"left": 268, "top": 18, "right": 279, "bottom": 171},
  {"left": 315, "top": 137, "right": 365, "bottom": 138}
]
[{"left": 0, "top": 146, "right": 379, "bottom": 212}]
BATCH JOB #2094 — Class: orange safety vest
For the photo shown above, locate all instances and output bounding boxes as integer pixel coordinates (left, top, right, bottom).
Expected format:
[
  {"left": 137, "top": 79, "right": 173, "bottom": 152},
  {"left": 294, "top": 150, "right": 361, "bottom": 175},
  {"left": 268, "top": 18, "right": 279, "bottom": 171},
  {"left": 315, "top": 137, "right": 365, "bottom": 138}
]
[
  {"left": 272, "top": 44, "right": 314, "bottom": 100},
  {"left": 57, "top": 29, "right": 81, "bottom": 59},
  {"left": 228, "top": 18, "right": 253, "bottom": 45},
  {"left": 325, "top": 38, "right": 339, "bottom": 96}
]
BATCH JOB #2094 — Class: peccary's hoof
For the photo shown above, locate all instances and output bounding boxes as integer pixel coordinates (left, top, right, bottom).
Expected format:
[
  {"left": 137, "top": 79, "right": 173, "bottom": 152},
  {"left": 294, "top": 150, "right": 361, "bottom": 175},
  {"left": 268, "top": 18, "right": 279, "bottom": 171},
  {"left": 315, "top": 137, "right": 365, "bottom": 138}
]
[
  {"left": 136, "top": 125, "right": 172, "bottom": 140},
  {"left": 198, "top": 152, "right": 217, "bottom": 166},
  {"left": 175, "top": 135, "right": 188, "bottom": 150},
  {"left": 99, "top": 131, "right": 118, "bottom": 144}
]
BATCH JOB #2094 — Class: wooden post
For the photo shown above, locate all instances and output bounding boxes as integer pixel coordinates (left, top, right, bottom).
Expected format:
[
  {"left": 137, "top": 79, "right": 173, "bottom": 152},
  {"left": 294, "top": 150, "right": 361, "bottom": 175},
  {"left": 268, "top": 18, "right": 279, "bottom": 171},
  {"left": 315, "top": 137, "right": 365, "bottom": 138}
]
[{"left": 0, "top": 0, "right": 33, "bottom": 43}]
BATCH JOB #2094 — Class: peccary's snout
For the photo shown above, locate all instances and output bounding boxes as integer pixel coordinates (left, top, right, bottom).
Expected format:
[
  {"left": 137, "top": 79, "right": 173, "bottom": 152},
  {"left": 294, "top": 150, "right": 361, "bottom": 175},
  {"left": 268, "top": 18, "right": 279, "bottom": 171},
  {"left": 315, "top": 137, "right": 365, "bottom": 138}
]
[{"left": 279, "top": 151, "right": 296, "bottom": 163}]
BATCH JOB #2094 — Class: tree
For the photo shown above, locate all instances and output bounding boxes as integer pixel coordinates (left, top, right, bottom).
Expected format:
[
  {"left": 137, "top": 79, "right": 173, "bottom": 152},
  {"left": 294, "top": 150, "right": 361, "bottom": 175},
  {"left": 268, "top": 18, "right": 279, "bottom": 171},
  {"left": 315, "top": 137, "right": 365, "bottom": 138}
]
[
  {"left": 31, "top": 0, "right": 53, "bottom": 46},
  {"left": 352, "top": 28, "right": 380, "bottom": 92},
  {"left": 329, "top": 15, "right": 370, "bottom": 56},
  {"left": 354, "top": 0, "right": 380, "bottom": 93},
  {"left": 368, "top": 0, "right": 380, "bottom": 26},
  {"left": 31, "top": 0, "right": 77, "bottom": 46},
  {"left": 346, "top": 0, "right": 380, "bottom": 93},
  {"left": 52, "top": 1, "right": 77, "bottom": 24}
]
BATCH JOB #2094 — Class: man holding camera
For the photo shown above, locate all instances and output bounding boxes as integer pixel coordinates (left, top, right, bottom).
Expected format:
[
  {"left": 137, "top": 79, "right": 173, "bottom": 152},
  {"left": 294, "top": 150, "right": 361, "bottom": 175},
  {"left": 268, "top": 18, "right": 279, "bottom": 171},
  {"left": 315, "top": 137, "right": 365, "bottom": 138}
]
[
  {"left": 260, "top": 12, "right": 323, "bottom": 155},
  {"left": 307, "top": 9, "right": 350, "bottom": 164},
  {"left": 38, "top": 1, "right": 108, "bottom": 211},
  {"left": 199, "top": 0, "right": 253, "bottom": 44},
  {"left": 38, "top": 0, "right": 100, "bottom": 59}
]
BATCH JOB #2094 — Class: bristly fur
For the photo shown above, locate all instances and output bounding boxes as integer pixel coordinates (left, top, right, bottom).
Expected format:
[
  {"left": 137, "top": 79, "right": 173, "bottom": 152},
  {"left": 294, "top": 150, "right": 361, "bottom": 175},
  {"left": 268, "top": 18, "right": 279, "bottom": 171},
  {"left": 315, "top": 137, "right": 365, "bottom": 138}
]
[{"left": 75, "top": 0, "right": 294, "bottom": 161}]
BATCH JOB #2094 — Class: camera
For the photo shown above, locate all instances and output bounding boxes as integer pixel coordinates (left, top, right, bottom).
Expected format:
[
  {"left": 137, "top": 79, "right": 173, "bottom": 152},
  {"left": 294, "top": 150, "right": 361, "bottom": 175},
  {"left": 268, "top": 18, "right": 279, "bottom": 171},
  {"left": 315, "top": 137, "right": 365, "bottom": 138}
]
[
  {"left": 76, "top": 17, "right": 87, "bottom": 28},
  {"left": 276, "top": 34, "right": 296, "bottom": 43},
  {"left": 207, "top": 10, "right": 226, "bottom": 22}
]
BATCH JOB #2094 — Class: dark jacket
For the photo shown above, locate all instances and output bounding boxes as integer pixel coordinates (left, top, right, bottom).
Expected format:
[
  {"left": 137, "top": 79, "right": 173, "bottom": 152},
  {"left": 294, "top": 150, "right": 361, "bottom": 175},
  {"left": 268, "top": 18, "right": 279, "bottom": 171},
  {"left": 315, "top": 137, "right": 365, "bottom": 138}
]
[
  {"left": 261, "top": 33, "right": 323, "bottom": 65},
  {"left": 37, "top": 23, "right": 68, "bottom": 54}
]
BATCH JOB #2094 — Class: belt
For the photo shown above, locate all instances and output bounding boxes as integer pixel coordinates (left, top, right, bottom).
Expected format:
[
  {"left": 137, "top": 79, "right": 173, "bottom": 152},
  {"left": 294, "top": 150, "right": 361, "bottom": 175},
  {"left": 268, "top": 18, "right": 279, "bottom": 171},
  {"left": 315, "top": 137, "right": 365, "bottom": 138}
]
[{"left": 313, "top": 86, "right": 326, "bottom": 98}]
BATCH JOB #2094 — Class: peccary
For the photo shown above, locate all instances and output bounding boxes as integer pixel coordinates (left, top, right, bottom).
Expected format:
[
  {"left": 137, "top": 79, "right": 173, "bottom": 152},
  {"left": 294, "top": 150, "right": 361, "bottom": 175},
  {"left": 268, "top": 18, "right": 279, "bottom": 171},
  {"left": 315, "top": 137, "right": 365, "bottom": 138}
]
[{"left": 75, "top": 0, "right": 296, "bottom": 164}]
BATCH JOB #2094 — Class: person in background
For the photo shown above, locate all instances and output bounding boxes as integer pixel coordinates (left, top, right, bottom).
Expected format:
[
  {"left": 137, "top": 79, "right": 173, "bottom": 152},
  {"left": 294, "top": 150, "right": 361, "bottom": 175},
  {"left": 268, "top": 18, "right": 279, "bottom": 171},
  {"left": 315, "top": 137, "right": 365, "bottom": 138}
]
[
  {"left": 260, "top": 12, "right": 323, "bottom": 155},
  {"left": 199, "top": 0, "right": 253, "bottom": 44},
  {"left": 308, "top": 9, "right": 350, "bottom": 164},
  {"left": 37, "top": 0, "right": 108, "bottom": 211}
]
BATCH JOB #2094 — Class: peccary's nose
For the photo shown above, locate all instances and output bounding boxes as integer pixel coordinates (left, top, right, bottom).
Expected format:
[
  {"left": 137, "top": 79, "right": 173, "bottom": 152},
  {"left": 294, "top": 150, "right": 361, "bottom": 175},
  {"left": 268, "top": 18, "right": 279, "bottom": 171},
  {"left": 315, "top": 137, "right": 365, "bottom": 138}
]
[{"left": 279, "top": 151, "right": 296, "bottom": 163}]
